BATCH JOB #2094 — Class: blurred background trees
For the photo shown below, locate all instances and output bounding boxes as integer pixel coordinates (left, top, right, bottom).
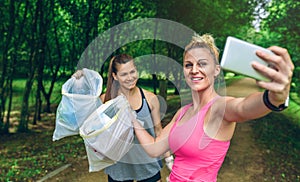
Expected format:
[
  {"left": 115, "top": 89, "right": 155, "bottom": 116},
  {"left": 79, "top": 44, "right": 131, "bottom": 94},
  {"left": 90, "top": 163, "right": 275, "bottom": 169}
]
[{"left": 0, "top": 0, "right": 299, "bottom": 133}]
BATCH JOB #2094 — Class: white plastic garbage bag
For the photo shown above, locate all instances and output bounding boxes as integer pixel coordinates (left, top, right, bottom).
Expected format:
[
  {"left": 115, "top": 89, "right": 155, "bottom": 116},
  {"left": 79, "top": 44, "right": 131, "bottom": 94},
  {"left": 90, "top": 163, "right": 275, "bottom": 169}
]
[
  {"left": 80, "top": 95, "right": 135, "bottom": 171},
  {"left": 84, "top": 141, "right": 115, "bottom": 172},
  {"left": 53, "top": 68, "right": 103, "bottom": 141}
]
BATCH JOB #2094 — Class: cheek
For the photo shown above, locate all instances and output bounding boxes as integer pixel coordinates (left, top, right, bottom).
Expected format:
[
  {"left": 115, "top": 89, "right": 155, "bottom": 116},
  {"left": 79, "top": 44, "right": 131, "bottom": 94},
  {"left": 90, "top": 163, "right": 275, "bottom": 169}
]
[
  {"left": 132, "top": 72, "right": 139, "bottom": 80},
  {"left": 183, "top": 69, "right": 189, "bottom": 78}
]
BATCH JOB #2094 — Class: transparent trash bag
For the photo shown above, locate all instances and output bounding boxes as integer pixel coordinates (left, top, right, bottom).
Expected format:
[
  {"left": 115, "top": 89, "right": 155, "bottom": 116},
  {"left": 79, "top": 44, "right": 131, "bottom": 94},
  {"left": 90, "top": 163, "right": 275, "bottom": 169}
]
[
  {"left": 53, "top": 68, "right": 103, "bottom": 141},
  {"left": 80, "top": 95, "right": 135, "bottom": 171},
  {"left": 84, "top": 141, "right": 115, "bottom": 172}
]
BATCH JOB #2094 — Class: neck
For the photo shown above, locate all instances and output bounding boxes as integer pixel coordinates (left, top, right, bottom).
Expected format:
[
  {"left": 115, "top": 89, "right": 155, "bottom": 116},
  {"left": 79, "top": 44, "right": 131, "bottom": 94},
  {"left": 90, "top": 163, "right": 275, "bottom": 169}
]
[
  {"left": 191, "top": 87, "right": 218, "bottom": 111},
  {"left": 118, "top": 86, "right": 138, "bottom": 99}
]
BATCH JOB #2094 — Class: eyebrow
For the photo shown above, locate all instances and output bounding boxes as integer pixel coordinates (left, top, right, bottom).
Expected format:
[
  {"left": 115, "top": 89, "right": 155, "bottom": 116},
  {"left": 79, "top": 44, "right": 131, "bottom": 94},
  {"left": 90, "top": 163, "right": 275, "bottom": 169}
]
[
  {"left": 119, "top": 68, "right": 136, "bottom": 74},
  {"left": 184, "top": 58, "right": 207, "bottom": 62},
  {"left": 197, "top": 59, "right": 208, "bottom": 62}
]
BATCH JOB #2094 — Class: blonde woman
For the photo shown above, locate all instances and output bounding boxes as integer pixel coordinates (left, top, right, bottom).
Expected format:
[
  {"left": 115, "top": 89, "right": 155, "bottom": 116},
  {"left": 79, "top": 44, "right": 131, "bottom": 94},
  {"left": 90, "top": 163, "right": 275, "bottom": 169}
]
[{"left": 132, "top": 34, "right": 294, "bottom": 181}]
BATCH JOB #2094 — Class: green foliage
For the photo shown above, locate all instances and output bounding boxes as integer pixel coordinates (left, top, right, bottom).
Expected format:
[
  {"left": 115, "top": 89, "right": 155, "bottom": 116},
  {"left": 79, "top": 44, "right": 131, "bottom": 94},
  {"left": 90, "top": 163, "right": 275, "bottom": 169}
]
[
  {"left": 1, "top": 1, "right": 299, "bottom": 180},
  {"left": 1, "top": 0, "right": 299, "bottom": 130},
  {"left": 156, "top": 0, "right": 263, "bottom": 40},
  {"left": 8, "top": 79, "right": 63, "bottom": 111},
  {"left": 259, "top": 0, "right": 300, "bottom": 94}
]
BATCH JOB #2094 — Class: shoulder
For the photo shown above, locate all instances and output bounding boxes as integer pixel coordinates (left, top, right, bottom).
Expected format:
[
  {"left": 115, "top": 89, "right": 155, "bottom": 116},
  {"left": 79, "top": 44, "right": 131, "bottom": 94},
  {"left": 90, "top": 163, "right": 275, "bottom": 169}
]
[
  {"left": 212, "top": 96, "right": 238, "bottom": 123},
  {"left": 141, "top": 88, "right": 159, "bottom": 109},
  {"left": 213, "top": 96, "right": 235, "bottom": 108},
  {"left": 142, "top": 88, "right": 157, "bottom": 100},
  {"left": 207, "top": 96, "right": 232, "bottom": 117},
  {"left": 169, "top": 106, "right": 186, "bottom": 124}
]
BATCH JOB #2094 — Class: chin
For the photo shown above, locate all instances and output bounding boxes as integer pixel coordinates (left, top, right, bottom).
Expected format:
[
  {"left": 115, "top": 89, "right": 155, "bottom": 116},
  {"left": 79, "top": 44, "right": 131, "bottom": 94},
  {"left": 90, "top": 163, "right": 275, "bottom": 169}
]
[
  {"left": 127, "top": 84, "right": 137, "bottom": 90},
  {"left": 190, "top": 85, "right": 209, "bottom": 92}
]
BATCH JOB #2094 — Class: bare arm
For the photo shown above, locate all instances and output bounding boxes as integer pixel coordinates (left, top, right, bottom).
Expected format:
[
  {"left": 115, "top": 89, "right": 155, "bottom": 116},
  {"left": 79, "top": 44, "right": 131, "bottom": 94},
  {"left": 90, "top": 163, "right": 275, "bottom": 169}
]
[
  {"left": 133, "top": 109, "right": 182, "bottom": 158},
  {"left": 224, "top": 46, "right": 294, "bottom": 123},
  {"left": 144, "top": 90, "right": 163, "bottom": 136},
  {"left": 224, "top": 93, "right": 269, "bottom": 122},
  {"left": 144, "top": 90, "right": 174, "bottom": 158}
]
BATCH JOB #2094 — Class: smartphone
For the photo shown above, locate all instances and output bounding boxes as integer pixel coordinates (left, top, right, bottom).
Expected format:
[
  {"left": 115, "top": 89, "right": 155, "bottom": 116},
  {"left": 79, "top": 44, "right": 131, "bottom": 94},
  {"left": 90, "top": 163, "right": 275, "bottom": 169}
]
[{"left": 220, "top": 36, "right": 273, "bottom": 81}]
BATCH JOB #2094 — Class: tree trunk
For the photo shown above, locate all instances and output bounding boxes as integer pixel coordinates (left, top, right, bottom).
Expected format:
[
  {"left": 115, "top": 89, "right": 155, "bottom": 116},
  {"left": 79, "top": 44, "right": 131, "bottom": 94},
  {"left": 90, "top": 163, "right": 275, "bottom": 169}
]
[
  {"left": 34, "top": 0, "right": 47, "bottom": 124},
  {"left": 0, "top": 0, "right": 17, "bottom": 133},
  {"left": 18, "top": 0, "right": 40, "bottom": 132},
  {"left": 159, "top": 80, "right": 168, "bottom": 100},
  {"left": 42, "top": 1, "right": 62, "bottom": 113},
  {"left": 4, "top": 72, "right": 13, "bottom": 133},
  {"left": 151, "top": 19, "right": 159, "bottom": 94}
]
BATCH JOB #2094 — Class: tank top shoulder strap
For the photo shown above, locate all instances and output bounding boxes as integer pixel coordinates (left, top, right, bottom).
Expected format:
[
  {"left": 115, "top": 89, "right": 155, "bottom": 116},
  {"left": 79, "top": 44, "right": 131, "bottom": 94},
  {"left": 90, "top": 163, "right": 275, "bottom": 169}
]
[
  {"left": 201, "top": 96, "right": 221, "bottom": 112},
  {"left": 138, "top": 86, "right": 146, "bottom": 99},
  {"left": 176, "top": 96, "right": 221, "bottom": 123},
  {"left": 136, "top": 87, "right": 151, "bottom": 113},
  {"left": 175, "top": 103, "right": 193, "bottom": 123}
]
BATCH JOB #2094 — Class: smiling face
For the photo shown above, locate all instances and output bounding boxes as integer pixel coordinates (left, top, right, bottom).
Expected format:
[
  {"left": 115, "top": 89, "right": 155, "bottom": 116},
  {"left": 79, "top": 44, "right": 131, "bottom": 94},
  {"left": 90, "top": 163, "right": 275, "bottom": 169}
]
[
  {"left": 183, "top": 47, "right": 220, "bottom": 92},
  {"left": 113, "top": 60, "right": 138, "bottom": 91}
]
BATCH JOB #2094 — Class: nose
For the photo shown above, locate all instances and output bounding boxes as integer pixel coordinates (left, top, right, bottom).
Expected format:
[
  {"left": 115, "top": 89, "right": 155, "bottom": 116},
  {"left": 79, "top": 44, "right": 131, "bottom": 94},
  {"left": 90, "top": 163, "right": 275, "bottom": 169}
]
[
  {"left": 127, "top": 72, "right": 135, "bottom": 80},
  {"left": 126, "top": 74, "right": 132, "bottom": 80},
  {"left": 191, "top": 64, "right": 199, "bottom": 73}
]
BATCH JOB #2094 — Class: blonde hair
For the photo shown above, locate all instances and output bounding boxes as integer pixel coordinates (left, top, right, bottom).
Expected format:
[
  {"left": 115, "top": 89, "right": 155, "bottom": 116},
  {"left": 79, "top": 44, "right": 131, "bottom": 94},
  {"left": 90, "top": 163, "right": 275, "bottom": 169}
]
[{"left": 184, "top": 33, "right": 219, "bottom": 64}]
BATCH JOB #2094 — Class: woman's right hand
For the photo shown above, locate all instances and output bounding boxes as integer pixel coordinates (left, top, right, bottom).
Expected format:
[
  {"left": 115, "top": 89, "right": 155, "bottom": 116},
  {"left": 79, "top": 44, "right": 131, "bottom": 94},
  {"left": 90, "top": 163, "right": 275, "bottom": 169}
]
[
  {"left": 253, "top": 46, "right": 294, "bottom": 105},
  {"left": 72, "top": 70, "right": 84, "bottom": 79}
]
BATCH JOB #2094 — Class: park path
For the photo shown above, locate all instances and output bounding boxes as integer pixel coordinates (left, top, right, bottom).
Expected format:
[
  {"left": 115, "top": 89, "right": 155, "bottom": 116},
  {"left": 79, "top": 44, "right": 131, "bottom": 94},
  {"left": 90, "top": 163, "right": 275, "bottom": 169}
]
[
  {"left": 217, "top": 78, "right": 266, "bottom": 181},
  {"left": 45, "top": 78, "right": 266, "bottom": 182}
]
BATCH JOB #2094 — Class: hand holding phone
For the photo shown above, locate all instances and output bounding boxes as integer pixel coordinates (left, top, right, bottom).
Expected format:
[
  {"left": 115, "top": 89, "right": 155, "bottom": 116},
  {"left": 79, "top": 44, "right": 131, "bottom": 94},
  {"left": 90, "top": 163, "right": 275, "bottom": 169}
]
[{"left": 220, "top": 36, "right": 273, "bottom": 81}]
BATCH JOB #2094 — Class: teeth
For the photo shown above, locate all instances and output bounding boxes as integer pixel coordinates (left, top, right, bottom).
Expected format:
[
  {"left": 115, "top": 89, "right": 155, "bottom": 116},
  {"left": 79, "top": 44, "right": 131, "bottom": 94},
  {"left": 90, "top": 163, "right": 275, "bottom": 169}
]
[{"left": 192, "top": 78, "right": 203, "bottom": 80}]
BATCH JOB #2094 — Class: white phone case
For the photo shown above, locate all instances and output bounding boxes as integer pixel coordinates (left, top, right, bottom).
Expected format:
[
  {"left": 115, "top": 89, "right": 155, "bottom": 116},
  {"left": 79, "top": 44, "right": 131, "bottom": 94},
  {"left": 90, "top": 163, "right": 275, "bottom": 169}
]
[{"left": 220, "top": 36, "right": 273, "bottom": 81}]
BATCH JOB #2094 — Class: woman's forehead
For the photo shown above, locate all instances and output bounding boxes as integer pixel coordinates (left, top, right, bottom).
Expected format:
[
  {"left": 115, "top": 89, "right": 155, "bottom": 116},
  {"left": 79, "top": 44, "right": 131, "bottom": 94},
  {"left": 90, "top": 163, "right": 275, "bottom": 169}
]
[
  {"left": 116, "top": 61, "right": 136, "bottom": 71},
  {"left": 184, "top": 48, "right": 212, "bottom": 61}
]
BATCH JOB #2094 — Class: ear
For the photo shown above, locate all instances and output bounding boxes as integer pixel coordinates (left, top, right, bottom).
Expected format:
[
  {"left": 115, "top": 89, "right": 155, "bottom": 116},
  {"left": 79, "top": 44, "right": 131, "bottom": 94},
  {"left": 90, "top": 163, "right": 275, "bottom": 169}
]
[
  {"left": 214, "top": 65, "right": 221, "bottom": 78},
  {"left": 112, "top": 72, "right": 118, "bottom": 81}
]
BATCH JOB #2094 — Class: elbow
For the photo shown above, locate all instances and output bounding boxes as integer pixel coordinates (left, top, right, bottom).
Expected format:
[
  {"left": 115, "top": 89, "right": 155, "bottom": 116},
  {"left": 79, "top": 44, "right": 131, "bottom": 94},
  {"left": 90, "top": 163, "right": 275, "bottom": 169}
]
[
  {"left": 143, "top": 148, "right": 162, "bottom": 158},
  {"left": 142, "top": 146, "right": 164, "bottom": 158},
  {"left": 148, "top": 152, "right": 160, "bottom": 158}
]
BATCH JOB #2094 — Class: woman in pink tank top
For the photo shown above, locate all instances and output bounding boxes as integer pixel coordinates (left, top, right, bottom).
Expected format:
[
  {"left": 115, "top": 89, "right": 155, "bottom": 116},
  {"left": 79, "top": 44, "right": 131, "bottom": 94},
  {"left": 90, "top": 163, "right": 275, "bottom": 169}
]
[{"left": 133, "top": 33, "right": 294, "bottom": 181}]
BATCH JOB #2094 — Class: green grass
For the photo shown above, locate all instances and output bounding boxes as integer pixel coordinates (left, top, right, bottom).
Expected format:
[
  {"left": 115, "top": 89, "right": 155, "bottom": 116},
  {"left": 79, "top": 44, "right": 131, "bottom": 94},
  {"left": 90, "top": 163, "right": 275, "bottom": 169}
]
[
  {"left": 9, "top": 79, "right": 65, "bottom": 111},
  {"left": 0, "top": 128, "right": 86, "bottom": 181},
  {"left": 252, "top": 113, "right": 300, "bottom": 181}
]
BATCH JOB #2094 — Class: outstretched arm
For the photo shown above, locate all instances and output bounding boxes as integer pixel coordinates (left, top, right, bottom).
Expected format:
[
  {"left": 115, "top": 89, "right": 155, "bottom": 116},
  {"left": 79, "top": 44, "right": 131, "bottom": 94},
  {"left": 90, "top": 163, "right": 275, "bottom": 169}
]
[{"left": 224, "top": 46, "right": 294, "bottom": 123}]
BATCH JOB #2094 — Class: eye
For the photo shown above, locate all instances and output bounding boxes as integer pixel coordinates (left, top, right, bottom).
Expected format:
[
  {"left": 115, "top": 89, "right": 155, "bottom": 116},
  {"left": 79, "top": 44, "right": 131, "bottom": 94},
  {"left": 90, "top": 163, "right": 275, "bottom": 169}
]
[
  {"left": 119, "top": 73, "right": 128, "bottom": 77},
  {"left": 197, "top": 59, "right": 208, "bottom": 67},
  {"left": 130, "top": 70, "right": 136, "bottom": 74},
  {"left": 185, "top": 63, "right": 193, "bottom": 68},
  {"left": 199, "top": 62, "right": 207, "bottom": 67}
]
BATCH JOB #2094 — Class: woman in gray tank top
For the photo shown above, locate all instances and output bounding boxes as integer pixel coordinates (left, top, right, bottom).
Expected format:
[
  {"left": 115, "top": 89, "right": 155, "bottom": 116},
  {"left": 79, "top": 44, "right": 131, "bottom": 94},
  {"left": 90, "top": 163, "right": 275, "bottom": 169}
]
[{"left": 100, "top": 54, "right": 172, "bottom": 182}]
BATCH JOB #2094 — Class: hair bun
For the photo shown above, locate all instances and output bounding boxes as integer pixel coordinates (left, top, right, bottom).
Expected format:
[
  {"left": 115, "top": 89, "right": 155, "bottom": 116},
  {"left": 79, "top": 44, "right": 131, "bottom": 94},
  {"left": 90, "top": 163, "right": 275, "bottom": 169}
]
[{"left": 192, "top": 33, "right": 219, "bottom": 60}]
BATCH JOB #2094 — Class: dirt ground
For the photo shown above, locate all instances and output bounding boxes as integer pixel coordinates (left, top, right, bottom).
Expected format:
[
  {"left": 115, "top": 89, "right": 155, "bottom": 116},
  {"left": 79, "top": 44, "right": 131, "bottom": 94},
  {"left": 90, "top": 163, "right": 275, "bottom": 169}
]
[{"left": 44, "top": 78, "right": 265, "bottom": 182}]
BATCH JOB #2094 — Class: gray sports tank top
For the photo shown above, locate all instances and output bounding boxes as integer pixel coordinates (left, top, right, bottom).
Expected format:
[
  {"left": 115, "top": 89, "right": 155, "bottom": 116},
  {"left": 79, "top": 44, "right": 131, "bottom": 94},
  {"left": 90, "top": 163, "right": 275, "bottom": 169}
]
[{"left": 104, "top": 87, "right": 162, "bottom": 181}]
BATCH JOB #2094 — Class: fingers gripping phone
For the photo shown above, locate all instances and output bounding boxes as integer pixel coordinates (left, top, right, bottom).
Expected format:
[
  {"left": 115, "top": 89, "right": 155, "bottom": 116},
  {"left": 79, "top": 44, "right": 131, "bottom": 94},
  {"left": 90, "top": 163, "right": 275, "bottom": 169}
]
[{"left": 220, "top": 36, "right": 273, "bottom": 82}]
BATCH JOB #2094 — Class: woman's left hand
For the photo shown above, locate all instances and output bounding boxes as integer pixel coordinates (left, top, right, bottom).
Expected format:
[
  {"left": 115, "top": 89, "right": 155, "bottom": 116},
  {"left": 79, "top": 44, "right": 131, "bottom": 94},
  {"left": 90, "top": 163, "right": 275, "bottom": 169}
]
[
  {"left": 72, "top": 70, "right": 84, "bottom": 79},
  {"left": 252, "top": 46, "right": 294, "bottom": 105}
]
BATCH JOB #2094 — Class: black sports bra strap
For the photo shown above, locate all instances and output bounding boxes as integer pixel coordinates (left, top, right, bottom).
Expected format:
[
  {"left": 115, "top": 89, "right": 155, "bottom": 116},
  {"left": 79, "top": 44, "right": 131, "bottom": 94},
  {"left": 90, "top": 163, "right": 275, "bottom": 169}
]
[
  {"left": 136, "top": 87, "right": 151, "bottom": 113},
  {"left": 138, "top": 87, "right": 146, "bottom": 99}
]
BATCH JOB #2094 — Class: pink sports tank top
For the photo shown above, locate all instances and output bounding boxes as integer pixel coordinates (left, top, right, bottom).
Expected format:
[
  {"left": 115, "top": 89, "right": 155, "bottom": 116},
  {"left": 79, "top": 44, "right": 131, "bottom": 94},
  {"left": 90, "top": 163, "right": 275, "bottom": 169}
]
[{"left": 169, "top": 98, "right": 230, "bottom": 182}]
